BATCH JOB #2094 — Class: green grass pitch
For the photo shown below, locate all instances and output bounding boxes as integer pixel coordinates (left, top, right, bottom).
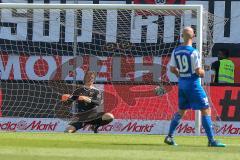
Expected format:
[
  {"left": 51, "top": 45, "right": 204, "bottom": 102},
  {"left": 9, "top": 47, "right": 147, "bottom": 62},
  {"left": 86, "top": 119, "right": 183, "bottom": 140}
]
[{"left": 0, "top": 132, "right": 239, "bottom": 160}]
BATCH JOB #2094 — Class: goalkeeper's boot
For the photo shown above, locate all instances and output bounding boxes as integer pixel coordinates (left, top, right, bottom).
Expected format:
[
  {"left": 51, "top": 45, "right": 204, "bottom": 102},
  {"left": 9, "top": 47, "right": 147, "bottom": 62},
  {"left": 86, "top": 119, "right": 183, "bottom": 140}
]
[
  {"left": 208, "top": 140, "right": 226, "bottom": 147},
  {"left": 164, "top": 136, "right": 178, "bottom": 146}
]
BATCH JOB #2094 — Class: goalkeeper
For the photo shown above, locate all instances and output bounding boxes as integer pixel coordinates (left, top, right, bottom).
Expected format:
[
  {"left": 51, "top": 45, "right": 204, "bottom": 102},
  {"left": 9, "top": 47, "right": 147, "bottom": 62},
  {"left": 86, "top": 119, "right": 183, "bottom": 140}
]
[{"left": 61, "top": 70, "right": 114, "bottom": 133}]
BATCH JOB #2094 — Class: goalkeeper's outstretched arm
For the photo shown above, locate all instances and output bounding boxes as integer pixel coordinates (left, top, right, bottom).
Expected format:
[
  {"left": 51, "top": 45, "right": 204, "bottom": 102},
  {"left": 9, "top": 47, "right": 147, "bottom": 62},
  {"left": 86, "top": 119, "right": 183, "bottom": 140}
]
[
  {"left": 62, "top": 87, "right": 101, "bottom": 105},
  {"left": 61, "top": 87, "right": 84, "bottom": 103}
]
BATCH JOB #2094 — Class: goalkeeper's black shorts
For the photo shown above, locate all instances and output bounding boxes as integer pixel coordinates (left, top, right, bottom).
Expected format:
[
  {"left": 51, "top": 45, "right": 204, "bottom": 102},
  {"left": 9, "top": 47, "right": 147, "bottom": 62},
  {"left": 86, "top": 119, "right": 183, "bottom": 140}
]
[{"left": 68, "top": 112, "right": 105, "bottom": 130}]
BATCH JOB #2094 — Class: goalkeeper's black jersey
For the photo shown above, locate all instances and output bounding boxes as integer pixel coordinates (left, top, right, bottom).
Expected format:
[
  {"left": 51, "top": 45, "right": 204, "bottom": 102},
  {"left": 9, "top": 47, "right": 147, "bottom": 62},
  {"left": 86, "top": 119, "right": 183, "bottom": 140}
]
[{"left": 70, "top": 86, "right": 101, "bottom": 113}]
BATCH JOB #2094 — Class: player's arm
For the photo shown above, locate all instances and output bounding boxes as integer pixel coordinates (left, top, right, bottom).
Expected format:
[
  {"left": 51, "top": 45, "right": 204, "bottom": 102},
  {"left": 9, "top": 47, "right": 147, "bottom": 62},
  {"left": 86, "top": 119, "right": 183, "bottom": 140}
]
[
  {"left": 91, "top": 90, "right": 102, "bottom": 105},
  {"left": 195, "top": 68, "right": 205, "bottom": 78},
  {"left": 169, "top": 50, "right": 179, "bottom": 77},
  {"left": 193, "top": 50, "right": 205, "bottom": 78},
  {"left": 170, "top": 66, "right": 179, "bottom": 77},
  {"left": 78, "top": 90, "right": 102, "bottom": 105},
  {"left": 61, "top": 94, "right": 75, "bottom": 106},
  {"left": 61, "top": 88, "right": 82, "bottom": 103}
]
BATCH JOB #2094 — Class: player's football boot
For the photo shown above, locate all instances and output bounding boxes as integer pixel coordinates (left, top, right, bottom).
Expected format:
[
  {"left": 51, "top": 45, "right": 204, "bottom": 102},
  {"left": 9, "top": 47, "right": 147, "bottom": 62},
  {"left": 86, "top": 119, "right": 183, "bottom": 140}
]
[
  {"left": 208, "top": 140, "right": 226, "bottom": 147},
  {"left": 164, "top": 136, "right": 178, "bottom": 146}
]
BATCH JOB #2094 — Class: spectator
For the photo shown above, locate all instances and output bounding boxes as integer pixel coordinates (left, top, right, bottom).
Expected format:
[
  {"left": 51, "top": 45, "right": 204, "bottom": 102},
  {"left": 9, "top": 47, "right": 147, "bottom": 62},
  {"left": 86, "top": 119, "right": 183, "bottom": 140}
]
[{"left": 211, "top": 48, "right": 235, "bottom": 83}]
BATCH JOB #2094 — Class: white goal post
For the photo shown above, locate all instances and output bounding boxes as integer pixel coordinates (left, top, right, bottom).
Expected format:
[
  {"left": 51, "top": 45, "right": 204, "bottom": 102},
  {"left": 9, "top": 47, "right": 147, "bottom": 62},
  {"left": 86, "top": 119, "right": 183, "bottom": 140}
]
[{"left": 0, "top": 3, "right": 208, "bottom": 135}]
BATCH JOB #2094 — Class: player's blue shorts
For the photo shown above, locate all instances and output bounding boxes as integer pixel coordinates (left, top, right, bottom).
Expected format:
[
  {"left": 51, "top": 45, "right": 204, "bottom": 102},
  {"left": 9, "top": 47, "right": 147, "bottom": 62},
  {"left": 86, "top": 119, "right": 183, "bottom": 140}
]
[{"left": 178, "top": 85, "right": 209, "bottom": 110}]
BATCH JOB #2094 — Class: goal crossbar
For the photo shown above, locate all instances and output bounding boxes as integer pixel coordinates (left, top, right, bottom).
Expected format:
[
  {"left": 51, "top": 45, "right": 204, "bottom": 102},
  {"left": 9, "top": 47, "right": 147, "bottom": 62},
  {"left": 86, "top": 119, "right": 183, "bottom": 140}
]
[{"left": 0, "top": 3, "right": 202, "bottom": 10}]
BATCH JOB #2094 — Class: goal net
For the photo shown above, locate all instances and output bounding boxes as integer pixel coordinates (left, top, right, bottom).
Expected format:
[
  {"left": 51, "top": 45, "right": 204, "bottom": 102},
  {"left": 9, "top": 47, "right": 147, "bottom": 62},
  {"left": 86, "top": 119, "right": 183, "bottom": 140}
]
[{"left": 0, "top": 4, "right": 223, "bottom": 132}]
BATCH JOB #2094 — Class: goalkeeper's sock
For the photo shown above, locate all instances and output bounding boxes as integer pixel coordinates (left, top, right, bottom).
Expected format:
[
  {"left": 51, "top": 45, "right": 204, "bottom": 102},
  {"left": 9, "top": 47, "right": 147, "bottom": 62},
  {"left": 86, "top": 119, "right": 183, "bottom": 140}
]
[
  {"left": 99, "top": 119, "right": 113, "bottom": 126},
  {"left": 202, "top": 115, "right": 215, "bottom": 143},
  {"left": 168, "top": 112, "right": 181, "bottom": 137},
  {"left": 94, "top": 118, "right": 113, "bottom": 127}
]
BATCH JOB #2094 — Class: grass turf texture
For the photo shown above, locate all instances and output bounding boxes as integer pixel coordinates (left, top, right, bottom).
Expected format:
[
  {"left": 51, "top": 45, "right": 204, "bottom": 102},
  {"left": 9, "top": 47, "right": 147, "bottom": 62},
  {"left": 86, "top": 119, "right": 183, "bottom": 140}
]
[{"left": 0, "top": 133, "right": 239, "bottom": 160}]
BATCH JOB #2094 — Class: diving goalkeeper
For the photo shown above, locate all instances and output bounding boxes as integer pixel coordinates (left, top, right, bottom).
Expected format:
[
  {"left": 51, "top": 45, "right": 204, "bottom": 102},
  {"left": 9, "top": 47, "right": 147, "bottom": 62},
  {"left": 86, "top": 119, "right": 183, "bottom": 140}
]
[{"left": 61, "top": 70, "right": 114, "bottom": 133}]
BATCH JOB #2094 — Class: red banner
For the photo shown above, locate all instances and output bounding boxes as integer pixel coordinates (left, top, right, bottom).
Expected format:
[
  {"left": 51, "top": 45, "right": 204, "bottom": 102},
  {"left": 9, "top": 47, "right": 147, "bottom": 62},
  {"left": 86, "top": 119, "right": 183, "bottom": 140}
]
[
  {"left": 210, "top": 86, "right": 240, "bottom": 121},
  {"left": 104, "top": 85, "right": 240, "bottom": 121}
]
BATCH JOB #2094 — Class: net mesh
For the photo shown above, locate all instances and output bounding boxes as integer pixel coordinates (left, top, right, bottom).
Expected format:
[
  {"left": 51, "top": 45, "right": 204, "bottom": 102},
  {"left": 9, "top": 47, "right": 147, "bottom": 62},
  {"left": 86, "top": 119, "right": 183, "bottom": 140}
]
[{"left": 0, "top": 5, "right": 224, "bottom": 123}]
